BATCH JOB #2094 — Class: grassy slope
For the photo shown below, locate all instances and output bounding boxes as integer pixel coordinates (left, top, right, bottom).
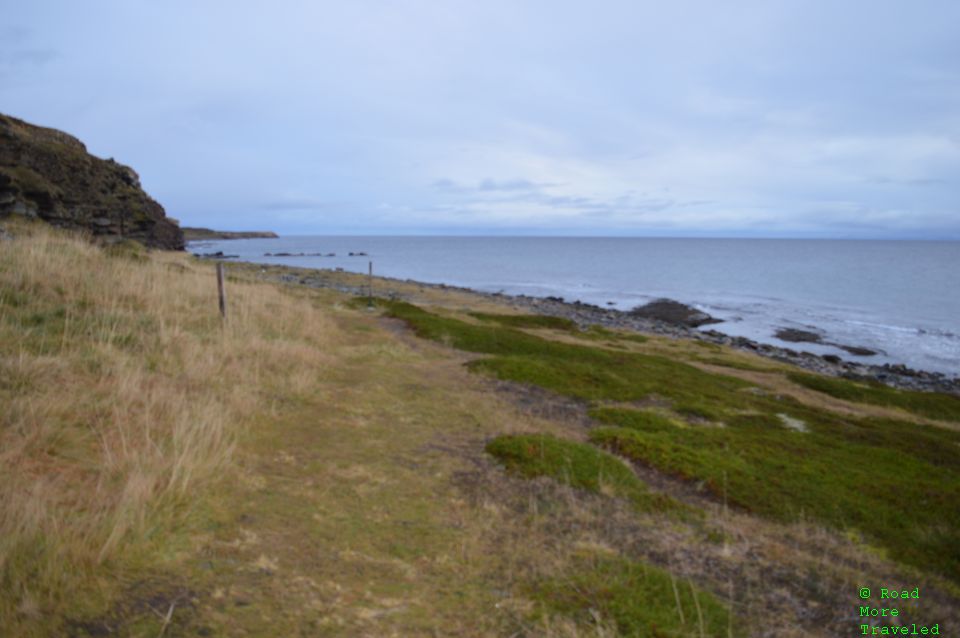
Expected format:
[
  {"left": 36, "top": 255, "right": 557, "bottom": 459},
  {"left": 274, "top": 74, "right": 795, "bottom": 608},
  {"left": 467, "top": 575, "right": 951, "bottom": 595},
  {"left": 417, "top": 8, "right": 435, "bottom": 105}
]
[
  {"left": 0, "top": 225, "right": 340, "bottom": 634},
  {"left": 3, "top": 225, "right": 959, "bottom": 636},
  {"left": 378, "top": 299, "right": 960, "bottom": 581}
]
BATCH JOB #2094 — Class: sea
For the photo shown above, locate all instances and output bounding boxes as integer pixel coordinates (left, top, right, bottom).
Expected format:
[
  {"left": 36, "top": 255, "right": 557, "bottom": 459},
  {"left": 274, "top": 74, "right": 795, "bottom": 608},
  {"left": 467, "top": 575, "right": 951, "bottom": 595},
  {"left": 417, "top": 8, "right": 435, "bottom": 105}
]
[{"left": 188, "top": 237, "right": 960, "bottom": 377}]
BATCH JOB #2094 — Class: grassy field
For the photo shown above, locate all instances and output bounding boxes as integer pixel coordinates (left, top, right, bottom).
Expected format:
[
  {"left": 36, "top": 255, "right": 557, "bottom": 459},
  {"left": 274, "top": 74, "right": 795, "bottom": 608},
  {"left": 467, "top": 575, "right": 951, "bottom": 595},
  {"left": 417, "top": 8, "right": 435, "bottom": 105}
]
[{"left": 2, "top": 222, "right": 959, "bottom": 636}]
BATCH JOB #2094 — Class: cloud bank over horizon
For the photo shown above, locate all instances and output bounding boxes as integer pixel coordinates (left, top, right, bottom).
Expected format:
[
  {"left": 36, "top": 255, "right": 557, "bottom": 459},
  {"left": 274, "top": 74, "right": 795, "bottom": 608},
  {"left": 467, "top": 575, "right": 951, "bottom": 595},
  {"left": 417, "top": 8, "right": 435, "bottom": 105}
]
[{"left": 2, "top": 0, "right": 958, "bottom": 238}]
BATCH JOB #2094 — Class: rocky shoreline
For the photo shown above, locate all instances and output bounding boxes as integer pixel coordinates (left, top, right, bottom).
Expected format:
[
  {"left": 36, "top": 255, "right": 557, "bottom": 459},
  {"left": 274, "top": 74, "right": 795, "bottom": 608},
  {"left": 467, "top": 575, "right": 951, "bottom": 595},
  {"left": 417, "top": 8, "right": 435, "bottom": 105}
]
[
  {"left": 244, "top": 262, "right": 960, "bottom": 396},
  {"left": 502, "top": 294, "right": 960, "bottom": 395}
]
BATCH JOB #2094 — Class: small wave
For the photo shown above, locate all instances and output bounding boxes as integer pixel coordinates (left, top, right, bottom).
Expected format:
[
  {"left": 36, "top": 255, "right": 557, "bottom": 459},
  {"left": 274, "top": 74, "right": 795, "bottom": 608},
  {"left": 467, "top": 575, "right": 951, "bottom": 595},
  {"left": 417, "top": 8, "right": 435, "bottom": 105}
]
[{"left": 843, "top": 319, "right": 958, "bottom": 339}]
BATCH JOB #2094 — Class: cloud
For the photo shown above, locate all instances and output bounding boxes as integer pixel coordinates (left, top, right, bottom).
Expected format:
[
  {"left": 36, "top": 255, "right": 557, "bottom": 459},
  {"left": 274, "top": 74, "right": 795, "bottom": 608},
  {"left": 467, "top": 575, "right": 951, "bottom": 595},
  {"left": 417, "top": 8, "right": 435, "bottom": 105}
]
[
  {"left": 260, "top": 198, "right": 344, "bottom": 211},
  {"left": 1, "top": 0, "right": 958, "bottom": 237},
  {"left": 478, "top": 178, "right": 555, "bottom": 192},
  {"left": 432, "top": 178, "right": 559, "bottom": 193},
  {"left": 0, "top": 26, "right": 58, "bottom": 78}
]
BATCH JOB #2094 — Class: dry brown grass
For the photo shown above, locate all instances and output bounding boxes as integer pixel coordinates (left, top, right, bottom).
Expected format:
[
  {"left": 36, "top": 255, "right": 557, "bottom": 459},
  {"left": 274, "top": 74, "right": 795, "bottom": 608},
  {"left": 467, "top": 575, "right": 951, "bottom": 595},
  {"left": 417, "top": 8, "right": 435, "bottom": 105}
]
[{"left": 0, "top": 224, "right": 338, "bottom": 632}]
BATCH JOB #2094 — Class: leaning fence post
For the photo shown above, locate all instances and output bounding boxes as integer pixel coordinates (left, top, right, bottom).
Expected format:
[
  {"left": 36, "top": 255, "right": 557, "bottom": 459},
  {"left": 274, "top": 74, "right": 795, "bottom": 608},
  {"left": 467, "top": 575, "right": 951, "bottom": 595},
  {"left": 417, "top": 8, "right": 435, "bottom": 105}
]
[
  {"left": 367, "top": 261, "right": 373, "bottom": 307},
  {"left": 216, "top": 262, "right": 227, "bottom": 320}
]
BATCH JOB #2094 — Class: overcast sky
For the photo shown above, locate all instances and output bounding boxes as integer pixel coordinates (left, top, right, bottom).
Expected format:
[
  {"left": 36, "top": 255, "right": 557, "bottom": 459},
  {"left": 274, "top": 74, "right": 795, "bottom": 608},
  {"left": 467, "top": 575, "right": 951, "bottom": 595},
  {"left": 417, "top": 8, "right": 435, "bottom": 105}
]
[{"left": 2, "top": 1, "right": 958, "bottom": 237}]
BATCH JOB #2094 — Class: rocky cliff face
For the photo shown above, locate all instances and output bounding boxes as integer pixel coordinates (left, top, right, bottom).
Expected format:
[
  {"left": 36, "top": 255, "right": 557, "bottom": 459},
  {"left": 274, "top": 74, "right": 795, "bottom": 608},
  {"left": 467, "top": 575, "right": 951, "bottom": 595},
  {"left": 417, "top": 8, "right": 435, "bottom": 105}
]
[{"left": 0, "top": 113, "right": 184, "bottom": 249}]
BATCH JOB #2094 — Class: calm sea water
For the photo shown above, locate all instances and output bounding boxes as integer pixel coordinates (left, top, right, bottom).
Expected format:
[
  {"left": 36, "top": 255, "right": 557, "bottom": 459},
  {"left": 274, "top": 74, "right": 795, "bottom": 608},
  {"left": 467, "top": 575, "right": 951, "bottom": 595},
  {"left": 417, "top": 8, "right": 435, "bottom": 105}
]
[{"left": 189, "top": 237, "right": 960, "bottom": 376}]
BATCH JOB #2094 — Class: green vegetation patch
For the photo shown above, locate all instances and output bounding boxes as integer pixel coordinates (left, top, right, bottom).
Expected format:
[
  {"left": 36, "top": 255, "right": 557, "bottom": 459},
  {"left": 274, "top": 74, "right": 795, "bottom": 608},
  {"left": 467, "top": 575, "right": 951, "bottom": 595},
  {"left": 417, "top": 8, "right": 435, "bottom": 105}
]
[
  {"left": 697, "top": 356, "right": 774, "bottom": 372},
  {"left": 588, "top": 408, "right": 680, "bottom": 430},
  {"left": 469, "top": 312, "right": 577, "bottom": 331},
  {"left": 590, "top": 407, "right": 960, "bottom": 580},
  {"left": 468, "top": 312, "right": 649, "bottom": 345},
  {"left": 379, "top": 300, "right": 751, "bottom": 411},
  {"left": 1, "top": 165, "right": 59, "bottom": 199},
  {"left": 485, "top": 434, "right": 670, "bottom": 512},
  {"left": 788, "top": 371, "right": 960, "bottom": 422},
  {"left": 378, "top": 300, "right": 960, "bottom": 580},
  {"left": 534, "top": 556, "right": 736, "bottom": 637},
  {"left": 579, "top": 323, "right": 649, "bottom": 344}
]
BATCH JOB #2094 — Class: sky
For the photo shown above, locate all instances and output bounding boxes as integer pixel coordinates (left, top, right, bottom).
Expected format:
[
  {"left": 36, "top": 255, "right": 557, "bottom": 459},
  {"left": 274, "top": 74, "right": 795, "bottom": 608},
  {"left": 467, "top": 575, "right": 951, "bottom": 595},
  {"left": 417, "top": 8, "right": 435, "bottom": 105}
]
[{"left": 1, "top": 0, "right": 958, "bottom": 238}]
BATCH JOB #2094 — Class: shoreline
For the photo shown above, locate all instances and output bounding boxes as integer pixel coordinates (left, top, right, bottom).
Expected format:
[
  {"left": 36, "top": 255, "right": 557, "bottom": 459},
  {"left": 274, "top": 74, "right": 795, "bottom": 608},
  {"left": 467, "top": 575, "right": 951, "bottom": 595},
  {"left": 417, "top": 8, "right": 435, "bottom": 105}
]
[{"left": 218, "top": 257, "right": 960, "bottom": 396}]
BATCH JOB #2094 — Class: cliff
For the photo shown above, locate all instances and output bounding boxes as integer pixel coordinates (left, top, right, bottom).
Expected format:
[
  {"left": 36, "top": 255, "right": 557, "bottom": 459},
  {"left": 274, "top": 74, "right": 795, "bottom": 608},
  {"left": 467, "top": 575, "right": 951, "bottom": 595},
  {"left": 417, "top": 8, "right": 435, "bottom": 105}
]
[{"left": 0, "top": 112, "right": 184, "bottom": 249}]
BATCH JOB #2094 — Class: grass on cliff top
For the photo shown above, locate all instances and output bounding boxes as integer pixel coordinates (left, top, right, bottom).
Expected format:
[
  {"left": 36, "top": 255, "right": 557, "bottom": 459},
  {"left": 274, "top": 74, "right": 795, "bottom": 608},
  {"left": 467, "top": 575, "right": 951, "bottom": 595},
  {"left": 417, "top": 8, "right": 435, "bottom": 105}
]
[
  {"left": 485, "top": 433, "right": 680, "bottom": 514},
  {"left": 788, "top": 371, "right": 960, "bottom": 422},
  {"left": 533, "top": 555, "right": 737, "bottom": 637},
  {"left": 377, "top": 298, "right": 960, "bottom": 582},
  {"left": 590, "top": 407, "right": 960, "bottom": 581}
]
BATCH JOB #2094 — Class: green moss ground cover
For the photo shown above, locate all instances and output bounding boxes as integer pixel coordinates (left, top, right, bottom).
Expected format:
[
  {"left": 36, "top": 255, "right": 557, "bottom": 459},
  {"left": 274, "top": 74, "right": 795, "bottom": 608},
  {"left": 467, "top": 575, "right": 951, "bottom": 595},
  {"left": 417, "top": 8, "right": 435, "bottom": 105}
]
[
  {"left": 470, "top": 311, "right": 650, "bottom": 344},
  {"left": 380, "top": 300, "right": 960, "bottom": 581},
  {"left": 589, "top": 408, "right": 960, "bottom": 580},
  {"left": 485, "top": 434, "right": 677, "bottom": 513},
  {"left": 534, "top": 556, "right": 736, "bottom": 637},
  {"left": 469, "top": 312, "right": 578, "bottom": 331},
  {"left": 382, "top": 301, "right": 752, "bottom": 410},
  {"left": 788, "top": 371, "right": 960, "bottom": 421}
]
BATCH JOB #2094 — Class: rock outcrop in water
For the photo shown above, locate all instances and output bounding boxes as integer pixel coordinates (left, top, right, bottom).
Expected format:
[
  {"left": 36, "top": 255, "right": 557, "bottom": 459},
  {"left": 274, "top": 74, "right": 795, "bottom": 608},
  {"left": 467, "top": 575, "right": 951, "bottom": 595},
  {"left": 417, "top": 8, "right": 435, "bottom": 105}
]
[
  {"left": 628, "top": 298, "right": 721, "bottom": 328},
  {"left": 775, "top": 327, "right": 878, "bottom": 357},
  {"left": 0, "top": 112, "right": 184, "bottom": 249}
]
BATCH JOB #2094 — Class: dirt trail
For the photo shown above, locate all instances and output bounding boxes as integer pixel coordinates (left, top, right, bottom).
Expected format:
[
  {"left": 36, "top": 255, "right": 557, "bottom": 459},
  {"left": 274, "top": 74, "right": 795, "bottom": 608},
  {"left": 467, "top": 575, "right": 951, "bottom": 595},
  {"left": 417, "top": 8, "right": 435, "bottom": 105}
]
[
  {"left": 86, "top": 307, "right": 959, "bottom": 637},
  {"left": 130, "top": 310, "right": 565, "bottom": 636}
]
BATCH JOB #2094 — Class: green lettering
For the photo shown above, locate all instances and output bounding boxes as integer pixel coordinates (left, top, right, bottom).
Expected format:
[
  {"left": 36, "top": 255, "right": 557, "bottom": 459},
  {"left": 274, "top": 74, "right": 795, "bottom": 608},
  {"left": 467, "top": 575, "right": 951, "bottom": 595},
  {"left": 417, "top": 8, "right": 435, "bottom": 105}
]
[
  {"left": 860, "top": 606, "right": 872, "bottom": 616},
  {"left": 880, "top": 588, "right": 891, "bottom": 598},
  {"left": 910, "top": 587, "right": 920, "bottom": 599}
]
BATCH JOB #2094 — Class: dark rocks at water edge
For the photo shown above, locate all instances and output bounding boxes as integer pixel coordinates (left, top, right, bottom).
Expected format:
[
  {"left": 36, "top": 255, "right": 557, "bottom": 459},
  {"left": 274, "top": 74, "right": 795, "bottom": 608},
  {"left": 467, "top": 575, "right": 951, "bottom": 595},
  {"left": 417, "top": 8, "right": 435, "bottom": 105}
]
[
  {"left": 259, "top": 251, "right": 368, "bottom": 258},
  {"left": 0, "top": 112, "right": 184, "bottom": 250},
  {"left": 629, "top": 298, "right": 722, "bottom": 328},
  {"left": 775, "top": 327, "right": 879, "bottom": 357},
  {"left": 196, "top": 251, "right": 240, "bottom": 259},
  {"left": 264, "top": 252, "right": 332, "bottom": 257},
  {"left": 775, "top": 328, "right": 824, "bottom": 344},
  {"left": 837, "top": 344, "right": 879, "bottom": 357}
]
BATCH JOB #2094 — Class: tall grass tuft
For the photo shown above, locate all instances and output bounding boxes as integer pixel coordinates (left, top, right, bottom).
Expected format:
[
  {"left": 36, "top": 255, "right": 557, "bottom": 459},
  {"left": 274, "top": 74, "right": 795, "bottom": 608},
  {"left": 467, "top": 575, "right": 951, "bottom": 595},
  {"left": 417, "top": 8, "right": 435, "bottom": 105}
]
[{"left": 0, "top": 224, "right": 336, "bottom": 632}]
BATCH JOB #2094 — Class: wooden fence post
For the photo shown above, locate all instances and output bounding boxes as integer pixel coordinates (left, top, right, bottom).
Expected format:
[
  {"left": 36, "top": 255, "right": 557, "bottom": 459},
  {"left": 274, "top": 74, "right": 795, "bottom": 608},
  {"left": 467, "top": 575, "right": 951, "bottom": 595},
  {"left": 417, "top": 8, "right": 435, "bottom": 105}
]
[
  {"left": 367, "top": 261, "right": 373, "bottom": 306},
  {"left": 216, "top": 262, "right": 227, "bottom": 320}
]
